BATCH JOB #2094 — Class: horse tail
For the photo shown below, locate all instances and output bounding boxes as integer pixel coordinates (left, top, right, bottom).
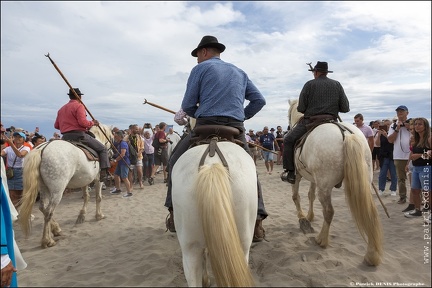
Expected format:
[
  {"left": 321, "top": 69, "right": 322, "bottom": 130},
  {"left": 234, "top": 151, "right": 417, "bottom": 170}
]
[
  {"left": 19, "top": 148, "right": 42, "bottom": 237},
  {"left": 343, "top": 133, "right": 383, "bottom": 266},
  {"left": 195, "top": 163, "right": 254, "bottom": 287}
]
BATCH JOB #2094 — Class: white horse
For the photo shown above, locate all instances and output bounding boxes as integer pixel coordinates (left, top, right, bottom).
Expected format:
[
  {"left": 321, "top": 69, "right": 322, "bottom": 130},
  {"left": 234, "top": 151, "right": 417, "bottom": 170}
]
[
  {"left": 287, "top": 99, "right": 383, "bottom": 266},
  {"left": 18, "top": 124, "right": 113, "bottom": 248},
  {"left": 172, "top": 140, "right": 257, "bottom": 287}
]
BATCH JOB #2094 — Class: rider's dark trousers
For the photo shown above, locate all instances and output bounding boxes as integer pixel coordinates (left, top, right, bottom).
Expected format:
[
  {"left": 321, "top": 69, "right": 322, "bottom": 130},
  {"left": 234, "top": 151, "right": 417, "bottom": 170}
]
[
  {"left": 283, "top": 119, "right": 309, "bottom": 172},
  {"left": 62, "top": 131, "right": 110, "bottom": 170}
]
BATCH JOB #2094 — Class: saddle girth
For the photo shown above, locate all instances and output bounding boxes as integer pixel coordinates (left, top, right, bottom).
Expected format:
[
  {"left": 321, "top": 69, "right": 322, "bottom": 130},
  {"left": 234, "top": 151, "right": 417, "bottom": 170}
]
[{"left": 198, "top": 137, "right": 229, "bottom": 171}]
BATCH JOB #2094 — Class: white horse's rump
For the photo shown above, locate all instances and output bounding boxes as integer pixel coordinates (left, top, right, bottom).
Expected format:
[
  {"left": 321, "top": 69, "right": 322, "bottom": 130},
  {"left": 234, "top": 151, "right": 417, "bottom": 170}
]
[
  {"left": 18, "top": 124, "right": 112, "bottom": 248},
  {"left": 172, "top": 141, "right": 257, "bottom": 287},
  {"left": 288, "top": 99, "right": 383, "bottom": 266}
]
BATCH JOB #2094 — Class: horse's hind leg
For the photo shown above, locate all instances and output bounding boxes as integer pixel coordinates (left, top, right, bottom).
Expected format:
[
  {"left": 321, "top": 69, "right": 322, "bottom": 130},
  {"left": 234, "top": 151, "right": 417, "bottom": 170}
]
[
  {"left": 182, "top": 247, "right": 206, "bottom": 287},
  {"left": 50, "top": 218, "right": 62, "bottom": 236},
  {"left": 76, "top": 186, "right": 90, "bottom": 224},
  {"left": 315, "top": 188, "right": 334, "bottom": 248},
  {"left": 306, "top": 182, "right": 316, "bottom": 221},
  {"left": 39, "top": 205, "right": 57, "bottom": 248},
  {"left": 94, "top": 181, "right": 105, "bottom": 221}
]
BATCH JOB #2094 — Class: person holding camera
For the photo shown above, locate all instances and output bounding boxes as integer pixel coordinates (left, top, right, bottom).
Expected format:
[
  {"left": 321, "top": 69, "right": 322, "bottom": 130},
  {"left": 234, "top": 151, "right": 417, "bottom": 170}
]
[
  {"left": 1, "top": 131, "right": 31, "bottom": 209},
  {"left": 376, "top": 121, "right": 397, "bottom": 196},
  {"left": 387, "top": 105, "right": 411, "bottom": 203}
]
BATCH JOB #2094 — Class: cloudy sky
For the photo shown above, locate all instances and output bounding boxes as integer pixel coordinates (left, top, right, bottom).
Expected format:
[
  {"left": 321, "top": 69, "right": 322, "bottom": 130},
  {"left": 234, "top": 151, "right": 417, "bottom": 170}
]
[{"left": 1, "top": 1, "right": 430, "bottom": 137}]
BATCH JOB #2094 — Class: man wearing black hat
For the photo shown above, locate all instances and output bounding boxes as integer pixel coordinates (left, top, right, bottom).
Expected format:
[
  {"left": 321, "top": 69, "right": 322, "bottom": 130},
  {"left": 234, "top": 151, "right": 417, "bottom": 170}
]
[
  {"left": 282, "top": 61, "right": 350, "bottom": 184},
  {"left": 164, "top": 35, "right": 268, "bottom": 242},
  {"left": 54, "top": 88, "right": 110, "bottom": 181}
]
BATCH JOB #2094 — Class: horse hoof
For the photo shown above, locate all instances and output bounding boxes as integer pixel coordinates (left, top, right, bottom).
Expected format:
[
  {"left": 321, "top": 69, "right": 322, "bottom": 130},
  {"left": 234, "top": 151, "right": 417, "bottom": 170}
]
[
  {"left": 76, "top": 216, "right": 85, "bottom": 224},
  {"left": 42, "top": 240, "right": 57, "bottom": 248},
  {"left": 299, "top": 218, "right": 314, "bottom": 234},
  {"left": 96, "top": 214, "right": 106, "bottom": 221}
]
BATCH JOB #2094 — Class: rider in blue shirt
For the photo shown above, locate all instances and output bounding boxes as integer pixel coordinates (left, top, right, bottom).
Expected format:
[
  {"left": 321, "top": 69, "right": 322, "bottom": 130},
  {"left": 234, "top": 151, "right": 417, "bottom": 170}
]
[{"left": 164, "top": 36, "right": 268, "bottom": 242}]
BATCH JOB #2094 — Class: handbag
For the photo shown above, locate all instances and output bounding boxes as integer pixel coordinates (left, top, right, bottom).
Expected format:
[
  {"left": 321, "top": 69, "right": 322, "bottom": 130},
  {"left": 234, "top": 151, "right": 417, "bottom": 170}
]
[
  {"left": 6, "top": 155, "right": 18, "bottom": 179},
  {"left": 152, "top": 136, "right": 160, "bottom": 149},
  {"left": 6, "top": 167, "right": 14, "bottom": 179}
]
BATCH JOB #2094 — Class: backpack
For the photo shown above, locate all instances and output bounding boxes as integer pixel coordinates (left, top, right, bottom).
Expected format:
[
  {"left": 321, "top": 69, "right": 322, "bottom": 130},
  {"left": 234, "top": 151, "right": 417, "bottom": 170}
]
[{"left": 127, "top": 141, "right": 138, "bottom": 165}]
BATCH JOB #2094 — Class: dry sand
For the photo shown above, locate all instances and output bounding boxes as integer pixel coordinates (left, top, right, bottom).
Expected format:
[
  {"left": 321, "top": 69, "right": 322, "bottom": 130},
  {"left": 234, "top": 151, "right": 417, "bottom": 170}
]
[{"left": 13, "top": 160, "right": 431, "bottom": 287}]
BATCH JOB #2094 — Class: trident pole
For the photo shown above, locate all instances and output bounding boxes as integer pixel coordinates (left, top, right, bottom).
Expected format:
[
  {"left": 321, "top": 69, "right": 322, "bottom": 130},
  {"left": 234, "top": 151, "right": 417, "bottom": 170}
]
[{"left": 45, "top": 53, "right": 130, "bottom": 169}]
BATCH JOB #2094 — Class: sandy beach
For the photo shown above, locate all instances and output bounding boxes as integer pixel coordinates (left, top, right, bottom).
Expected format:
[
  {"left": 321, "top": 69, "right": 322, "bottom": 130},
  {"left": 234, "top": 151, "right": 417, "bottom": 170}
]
[{"left": 13, "top": 159, "right": 431, "bottom": 287}]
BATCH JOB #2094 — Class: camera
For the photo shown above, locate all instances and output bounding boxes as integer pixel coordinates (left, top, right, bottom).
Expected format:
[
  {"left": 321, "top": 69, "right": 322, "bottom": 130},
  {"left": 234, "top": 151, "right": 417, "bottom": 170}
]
[
  {"left": 144, "top": 123, "right": 151, "bottom": 128},
  {"left": 6, "top": 128, "right": 11, "bottom": 132},
  {"left": 379, "top": 125, "right": 387, "bottom": 131}
]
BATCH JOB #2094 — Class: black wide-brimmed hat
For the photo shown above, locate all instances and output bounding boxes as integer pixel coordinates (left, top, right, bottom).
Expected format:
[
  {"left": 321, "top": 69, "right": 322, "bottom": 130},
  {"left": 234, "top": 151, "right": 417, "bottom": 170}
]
[
  {"left": 191, "top": 35, "right": 226, "bottom": 57},
  {"left": 308, "top": 61, "right": 333, "bottom": 73},
  {"left": 67, "top": 88, "right": 84, "bottom": 96}
]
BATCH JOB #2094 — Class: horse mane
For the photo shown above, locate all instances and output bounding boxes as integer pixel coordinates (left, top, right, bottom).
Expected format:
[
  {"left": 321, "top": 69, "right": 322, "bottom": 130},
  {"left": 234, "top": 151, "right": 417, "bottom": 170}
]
[
  {"left": 288, "top": 99, "right": 303, "bottom": 126},
  {"left": 89, "top": 123, "right": 113, "bottom": 147}
]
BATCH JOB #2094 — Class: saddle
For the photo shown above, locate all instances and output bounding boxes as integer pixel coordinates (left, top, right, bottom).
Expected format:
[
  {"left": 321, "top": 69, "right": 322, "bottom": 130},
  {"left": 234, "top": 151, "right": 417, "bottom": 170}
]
[
  {"left": 190, "top": 125, "right": 243, "bottom": 147},
  {"left": 189, "top": 125, "right": 244, "bottom": 171},
  {"left": 67, "top": 141, "right": 99, "bottom": 161}
]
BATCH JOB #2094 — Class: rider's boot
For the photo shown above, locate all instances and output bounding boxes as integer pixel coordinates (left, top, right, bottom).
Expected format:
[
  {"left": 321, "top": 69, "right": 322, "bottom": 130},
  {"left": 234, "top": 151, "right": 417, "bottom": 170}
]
[
  {"left": 253, "top": 219, "right": 265, "bottom": 242},
  {"left": 165, "top": 207, "right": 176, "bottom": 233}
]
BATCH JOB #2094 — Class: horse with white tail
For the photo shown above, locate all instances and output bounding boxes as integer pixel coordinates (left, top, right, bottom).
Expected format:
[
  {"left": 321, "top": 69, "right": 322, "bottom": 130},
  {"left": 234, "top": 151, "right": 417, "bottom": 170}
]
[
  {"left": 286, "top": 99, "right": 383, "bottom": 266},
  {"left": 18, "top": 124, "right": 113, "bottom": 248},
  {"left": 172, "top": 132, "right": 257, "bottom": 287}
]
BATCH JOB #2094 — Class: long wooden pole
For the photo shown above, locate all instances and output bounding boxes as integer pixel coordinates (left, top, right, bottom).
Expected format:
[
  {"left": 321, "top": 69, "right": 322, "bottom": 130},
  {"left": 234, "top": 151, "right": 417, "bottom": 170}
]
[
  {"left": 45, "top": 53, "right": 129, "bottom": 169},
  {"left": 143, "top": 99, "right": 278, "bottom": 154},
  {"left": 248, "top": 141, "right": 278, "bottom": 155},
  {"left": 143, "top": 99, "right": 176, "bottom": 114}
]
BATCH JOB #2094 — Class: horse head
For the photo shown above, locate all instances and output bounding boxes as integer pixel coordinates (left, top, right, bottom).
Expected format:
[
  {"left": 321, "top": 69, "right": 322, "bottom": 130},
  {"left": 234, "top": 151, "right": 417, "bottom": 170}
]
[{"left": 89, "top": 123, "right": 114, "bottom": 151}]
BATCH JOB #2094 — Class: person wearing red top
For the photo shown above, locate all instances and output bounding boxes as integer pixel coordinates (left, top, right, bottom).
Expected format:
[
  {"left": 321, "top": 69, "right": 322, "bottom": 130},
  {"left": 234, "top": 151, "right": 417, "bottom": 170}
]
[
  {"left": 149, "top": 122, "right": 169, "bottom": 184},
  {"left": 54, "top": 88, "right": 110, "bottom": 180}
]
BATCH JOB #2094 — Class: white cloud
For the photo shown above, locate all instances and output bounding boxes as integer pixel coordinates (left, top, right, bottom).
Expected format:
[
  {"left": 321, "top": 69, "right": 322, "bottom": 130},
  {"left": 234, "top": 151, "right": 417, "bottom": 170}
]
[{"left": 1, "top": 1, "right": 430, "bottom": 135}]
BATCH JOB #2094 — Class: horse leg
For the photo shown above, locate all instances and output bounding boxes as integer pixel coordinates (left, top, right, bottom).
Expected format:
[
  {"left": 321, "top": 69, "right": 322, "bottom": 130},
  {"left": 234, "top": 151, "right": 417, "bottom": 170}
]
[
  {"left": 292, "top": 176, "right": 314, "bottom": 233},
  {"left": 182, "top": 247, "right": 205, "bottom": 287},
  {"left": 291, "top": 176, "right": 307, "bottom": 219},
  {"left": 315, "top": 188, "right": 334, "bottom": 248},
  {"left": 306, "top": 182, "right": 316, "bottom": 222},
  {"left": 50, "top": 218, "right": 62, "bottom": 236},
  {"left": 76, "top": 186, "right": 90, "bottom": 224},
  {"left": 94, "top": 181, "right": 105, "bottom": 221},
  {"left": 202, "top": 249, "right": 210, "bottom": 287},
  {"left": 39, "top": 204, "right": 57, "bottom": 248}
]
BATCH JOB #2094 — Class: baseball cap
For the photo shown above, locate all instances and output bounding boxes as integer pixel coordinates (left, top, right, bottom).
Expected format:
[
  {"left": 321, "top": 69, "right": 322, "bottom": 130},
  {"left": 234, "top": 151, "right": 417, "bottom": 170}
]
[
  {"left": 13, "top": 131, "right": 26, "bottom": 138},
  {"left": 395, "top": 105, "right": 408, "bottom": 112}
]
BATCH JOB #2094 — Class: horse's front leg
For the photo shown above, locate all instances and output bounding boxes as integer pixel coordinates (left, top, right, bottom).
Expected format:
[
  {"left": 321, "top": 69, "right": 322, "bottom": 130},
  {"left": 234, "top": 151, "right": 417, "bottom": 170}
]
[
  {"left": 315, "top": 188, "right": 334, "bottom": 248},
  {"left": 76, "top": 186, "right": 90, "bottom": 224},
  {"left": 291, "top": 176, "right": 306, "bottom": 219},
  {"left": 306, "top": 182, "right": 316, "bottom": 221},
  {"left": 94, "top": 181, "right": 105, "bottom": 221}
]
